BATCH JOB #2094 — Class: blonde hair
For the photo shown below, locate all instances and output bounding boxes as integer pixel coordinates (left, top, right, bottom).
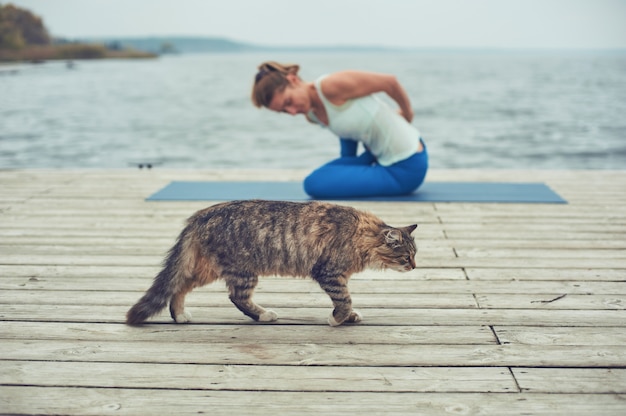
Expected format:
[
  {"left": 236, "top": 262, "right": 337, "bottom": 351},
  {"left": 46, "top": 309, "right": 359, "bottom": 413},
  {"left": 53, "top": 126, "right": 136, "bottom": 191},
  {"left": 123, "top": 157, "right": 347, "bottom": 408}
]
[{"left": 251, "top": 61, "right": 301, "bottom": 108}]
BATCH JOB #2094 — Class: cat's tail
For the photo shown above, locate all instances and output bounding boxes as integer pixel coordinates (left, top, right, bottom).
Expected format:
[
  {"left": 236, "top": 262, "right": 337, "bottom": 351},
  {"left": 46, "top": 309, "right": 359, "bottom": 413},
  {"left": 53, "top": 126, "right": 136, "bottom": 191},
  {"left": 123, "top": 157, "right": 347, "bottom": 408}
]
[{"left": 126, "top": 230, "right": 197, "bottom": 325}]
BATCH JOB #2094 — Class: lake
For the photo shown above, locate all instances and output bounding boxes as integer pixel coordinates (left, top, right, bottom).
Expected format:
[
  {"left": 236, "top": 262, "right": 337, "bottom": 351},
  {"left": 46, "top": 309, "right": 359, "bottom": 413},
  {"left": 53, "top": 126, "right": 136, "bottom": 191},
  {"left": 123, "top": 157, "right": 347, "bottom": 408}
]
[{"left": 1, "top": 51, "right": 625, "bottom": 169}]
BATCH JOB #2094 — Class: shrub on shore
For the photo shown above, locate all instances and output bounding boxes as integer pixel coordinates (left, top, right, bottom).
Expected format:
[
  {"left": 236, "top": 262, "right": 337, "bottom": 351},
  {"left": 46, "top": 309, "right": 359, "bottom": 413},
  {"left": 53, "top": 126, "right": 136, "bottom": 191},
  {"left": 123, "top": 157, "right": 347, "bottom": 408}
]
[
  {"left": 0, "top": 3, "right": 156, "bottom": 62},
  {"left": 0, "top": 43, "right": 156, "bottom": 62}
]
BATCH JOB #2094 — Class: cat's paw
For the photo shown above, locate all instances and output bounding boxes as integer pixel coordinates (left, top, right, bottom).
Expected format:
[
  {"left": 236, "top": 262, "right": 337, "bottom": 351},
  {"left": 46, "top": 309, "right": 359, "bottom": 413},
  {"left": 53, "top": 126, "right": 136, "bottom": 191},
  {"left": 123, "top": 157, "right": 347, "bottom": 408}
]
[
  {"left": 328, "top": 313, "right": 342, "bottom": 327},
  {"left": 259, "top": 310, "right": 278, "bottom": 322},
  {"left": 347, "top": 310, "right": 363, "bottom": 324},
  {"left": 174, "top": 311, "right": 192, "bottom": 323},
  {"left": 328, "top": 310, "right": 363, "bottom": 327}
]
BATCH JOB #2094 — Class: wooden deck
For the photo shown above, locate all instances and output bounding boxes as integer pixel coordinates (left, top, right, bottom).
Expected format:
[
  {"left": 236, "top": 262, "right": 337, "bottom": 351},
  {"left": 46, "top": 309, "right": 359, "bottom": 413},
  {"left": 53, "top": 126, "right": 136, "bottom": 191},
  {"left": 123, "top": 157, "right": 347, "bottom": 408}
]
[{"left": 1, "top": 168, "right": 625, "bottom": 415}]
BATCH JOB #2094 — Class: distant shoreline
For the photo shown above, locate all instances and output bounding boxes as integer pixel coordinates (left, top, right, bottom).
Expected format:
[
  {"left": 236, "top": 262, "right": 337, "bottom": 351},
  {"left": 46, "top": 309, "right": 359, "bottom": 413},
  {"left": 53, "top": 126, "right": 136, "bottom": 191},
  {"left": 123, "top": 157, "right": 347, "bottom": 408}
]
[
  {"left": 0, "top": 43, "right": 156, "bottom": 63},
  {"left": 78, "top": 36, "right": 626, "bottom": 55},
  {"left": 2, "top": 35, "right": 624, "bottom": 64}
]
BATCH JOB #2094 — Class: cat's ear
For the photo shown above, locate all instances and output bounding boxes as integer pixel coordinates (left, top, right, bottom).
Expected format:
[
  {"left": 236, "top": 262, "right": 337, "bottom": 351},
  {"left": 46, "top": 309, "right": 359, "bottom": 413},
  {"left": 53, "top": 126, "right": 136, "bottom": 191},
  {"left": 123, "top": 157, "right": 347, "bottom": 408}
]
[
  {"left": 383, "top": 229, "right": 403, "bottom": 246},
  {"left": 403, "top": 224, "right": 418, "bottom": 235}
]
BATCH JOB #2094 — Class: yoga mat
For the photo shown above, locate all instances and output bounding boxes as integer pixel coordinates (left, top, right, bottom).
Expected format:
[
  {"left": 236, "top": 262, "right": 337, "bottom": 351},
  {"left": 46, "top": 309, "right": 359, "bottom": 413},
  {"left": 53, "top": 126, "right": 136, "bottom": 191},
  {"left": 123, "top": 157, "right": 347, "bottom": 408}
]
[{"left": 147, "top": 181, "right": 567, "bottom": 203}]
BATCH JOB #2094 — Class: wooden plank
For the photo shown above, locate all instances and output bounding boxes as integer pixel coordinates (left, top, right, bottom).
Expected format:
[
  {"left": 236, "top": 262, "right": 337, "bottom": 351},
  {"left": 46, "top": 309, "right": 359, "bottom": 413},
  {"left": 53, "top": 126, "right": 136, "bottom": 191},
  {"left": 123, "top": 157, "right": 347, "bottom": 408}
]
[
  {"left": 0, "top": 264, "right": 163, "bottom": 279},
  {"left": 2, "top": 387, "right": 625, "bottom": 416},
  {"left": 12, "top": 209, "right": 624, "bottom": 223},
  {"left": 0, "top": 322, "right": 497, "bottom": 345},
  {"left": 0, "top": 215, "right": 441, "bottom": 229},
  {"left": 4, "top": 229, "right": 617, "bottom": 243},
  {"left": 0, "top": 236, "right": 177, "bottom": 247},
  {"left": 466, "top": 268, "right": 626, "bottom": 281},
  {"left": 477, "top": 294, "right": 626, "bottom": 310},
  {"left": 457, "top": 248, "right": 626, "bottom": 259},
  {"left": 0, "top": 360, "right": 515, "bottom": 393},
  {"left": 0, "top": 227, "right": 182, "bottom": 238},
  {"left": 513, "top": 368, "right": 626, "bottom": 393},
  {"left": 1, "top": 339, "right": 625, "bottom": 367},
  {"left": 0, "top": 243, "right": 455, "bottom": 257},
  {"left": 2, "top": 235, "right": 626, "bottom": 250},
  {"left": 4, "top": 276, "right": 624, "bottom": 295},
  {"left": 3, "top": 254, "right": 625, "bottom": 268},
  {"left": 0, "top": 276, "right": 470, "bottom": 292},
  {"left": 2, "top": 204, "right": 439, "bottom": 218},
  {"left": 435, "top": 203, "right": 623, "bottom": 214},
  {"left": 7, "top": 239, "right": 626, "bottom": 256},
  {"left": 438, "top": 213, "right": 626, "bottom": 223},
  {"left": 439, "top": 223, "right": 626, "bottom": 233},
  {"left": 0, "top": 226, "right": 442, "bottom": 238},
  {"left": 0, "top": 264, "right": 467, "bottom": 280},
  {"left": 4, "top": 210, "right": 624, "bottom": 229},
  {"left": 448, "top": 239, "right": 626, "bottom": 249},
  {"left": 6, "top": 287, "right": 626, "bottom": 311},
  {"left": 0, "top": 254, "right": 168, "bottom": 266},
  {"left": 2, "top": 304, "right": 625, "bottom": 327},
  {"left": 495, "top": 326, "right": 626, "bottom": 346},
  {"left": 0, "top": 290, "right": 479, "bottom": 309},
  {"left": 12, "top": 205, "right": 619, "bottom": 220},
  {"left": 0, "top": 216, "right": 626, "bottom": 239},
  {"left": 445, "top": 230, "right": 626, "bottom": 240}
]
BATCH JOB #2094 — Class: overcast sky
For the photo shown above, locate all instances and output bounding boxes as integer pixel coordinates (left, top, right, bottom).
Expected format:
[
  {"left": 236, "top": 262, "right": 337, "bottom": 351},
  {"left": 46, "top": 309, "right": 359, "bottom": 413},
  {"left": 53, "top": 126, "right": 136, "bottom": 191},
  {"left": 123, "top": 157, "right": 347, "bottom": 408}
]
[{"left": 10, "top": 0, "right": 626, "bottom": 49}]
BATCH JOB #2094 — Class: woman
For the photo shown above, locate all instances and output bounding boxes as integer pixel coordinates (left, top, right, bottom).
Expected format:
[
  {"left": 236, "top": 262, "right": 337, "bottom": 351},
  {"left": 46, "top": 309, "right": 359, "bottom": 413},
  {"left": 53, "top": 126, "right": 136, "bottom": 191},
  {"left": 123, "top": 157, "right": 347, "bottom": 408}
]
[{"left": 251, "top": 61, "right": 428, "bottom": 199}]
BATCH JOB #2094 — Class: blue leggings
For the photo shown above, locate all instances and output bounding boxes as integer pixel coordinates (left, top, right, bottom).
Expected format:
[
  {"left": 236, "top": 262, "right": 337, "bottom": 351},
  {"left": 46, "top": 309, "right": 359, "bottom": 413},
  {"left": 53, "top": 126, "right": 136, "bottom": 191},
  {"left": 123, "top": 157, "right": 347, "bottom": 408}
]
[{"left": 304, "top": 138, "right": 428, "bottom": 198}]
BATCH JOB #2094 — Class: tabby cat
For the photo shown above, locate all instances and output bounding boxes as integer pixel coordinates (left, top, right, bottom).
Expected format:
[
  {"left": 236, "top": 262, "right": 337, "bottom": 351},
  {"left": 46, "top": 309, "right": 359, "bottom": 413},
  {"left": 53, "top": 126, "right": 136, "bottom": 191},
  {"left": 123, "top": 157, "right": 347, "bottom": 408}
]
[{"left": 126, "top": 200, "right": 417, "bottom": 327}]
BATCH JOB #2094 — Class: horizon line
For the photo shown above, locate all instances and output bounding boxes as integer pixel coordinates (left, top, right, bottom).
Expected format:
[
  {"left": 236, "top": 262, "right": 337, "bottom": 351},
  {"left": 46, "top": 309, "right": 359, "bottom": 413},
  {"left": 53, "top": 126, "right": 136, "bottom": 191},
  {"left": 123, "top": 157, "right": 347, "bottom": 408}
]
[{"left": 67, "top": 35, "right": 626, "bottom": 52}]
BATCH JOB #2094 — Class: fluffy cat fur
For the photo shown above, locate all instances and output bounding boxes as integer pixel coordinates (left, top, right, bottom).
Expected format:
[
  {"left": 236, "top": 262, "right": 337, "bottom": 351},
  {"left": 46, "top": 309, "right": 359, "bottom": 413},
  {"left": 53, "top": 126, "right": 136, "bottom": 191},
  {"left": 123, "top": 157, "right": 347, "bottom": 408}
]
[{"left": 126, "top": 200, "right": 417, "bottom": 327}]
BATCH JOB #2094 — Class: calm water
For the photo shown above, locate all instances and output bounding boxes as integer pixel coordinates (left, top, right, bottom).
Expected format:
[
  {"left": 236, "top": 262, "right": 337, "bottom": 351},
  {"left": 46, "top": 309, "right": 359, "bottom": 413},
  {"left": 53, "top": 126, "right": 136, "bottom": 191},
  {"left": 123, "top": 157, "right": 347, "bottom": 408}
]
[{"left": 1, "top": 51, "right": 625, "bottom": 169}]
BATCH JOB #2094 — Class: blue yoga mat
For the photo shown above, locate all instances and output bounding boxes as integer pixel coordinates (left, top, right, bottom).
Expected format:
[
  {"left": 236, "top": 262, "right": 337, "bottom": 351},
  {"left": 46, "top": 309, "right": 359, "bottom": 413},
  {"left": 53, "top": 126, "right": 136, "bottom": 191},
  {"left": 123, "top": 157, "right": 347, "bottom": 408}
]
[{"left": 147, "top": 181, "right": 566, "bottom": 203}]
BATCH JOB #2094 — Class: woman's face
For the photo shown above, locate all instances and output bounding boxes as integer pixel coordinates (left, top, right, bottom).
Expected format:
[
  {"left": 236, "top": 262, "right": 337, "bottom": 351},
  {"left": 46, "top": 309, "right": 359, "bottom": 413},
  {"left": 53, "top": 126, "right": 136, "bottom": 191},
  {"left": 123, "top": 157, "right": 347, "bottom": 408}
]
[{"left": 267, "top": 76, "right": 310, "bottom": 116}]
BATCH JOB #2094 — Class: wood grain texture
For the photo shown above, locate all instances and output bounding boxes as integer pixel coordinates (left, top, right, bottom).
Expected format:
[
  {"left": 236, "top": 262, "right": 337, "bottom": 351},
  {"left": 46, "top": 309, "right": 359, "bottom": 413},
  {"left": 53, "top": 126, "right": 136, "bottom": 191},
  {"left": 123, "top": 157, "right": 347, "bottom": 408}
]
[{"left": 1, "top": 168, "right": 625, "bottom": 415}]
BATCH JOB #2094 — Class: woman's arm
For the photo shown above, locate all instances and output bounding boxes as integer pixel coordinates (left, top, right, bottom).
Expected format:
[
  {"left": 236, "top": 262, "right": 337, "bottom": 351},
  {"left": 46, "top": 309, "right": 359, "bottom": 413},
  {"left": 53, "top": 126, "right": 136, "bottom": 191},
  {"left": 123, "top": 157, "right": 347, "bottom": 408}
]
[{"left": 321, "top": 71, "right": 414, "bottom": 122}]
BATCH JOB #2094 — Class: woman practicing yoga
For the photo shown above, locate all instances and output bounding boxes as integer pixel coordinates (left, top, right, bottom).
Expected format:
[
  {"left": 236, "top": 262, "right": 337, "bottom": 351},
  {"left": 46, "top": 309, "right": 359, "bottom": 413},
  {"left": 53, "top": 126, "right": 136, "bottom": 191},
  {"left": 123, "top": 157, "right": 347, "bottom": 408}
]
[{"left": 251, "top": 61, "right": 428, "bottom": 198}]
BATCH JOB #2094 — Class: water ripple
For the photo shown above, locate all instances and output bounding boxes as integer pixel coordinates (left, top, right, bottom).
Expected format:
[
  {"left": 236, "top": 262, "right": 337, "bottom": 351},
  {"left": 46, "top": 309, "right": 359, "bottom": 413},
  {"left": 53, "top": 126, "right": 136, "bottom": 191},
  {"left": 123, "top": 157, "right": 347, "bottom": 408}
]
[{"left": 1, "top": 52, "right": 625, "bottom": 169}]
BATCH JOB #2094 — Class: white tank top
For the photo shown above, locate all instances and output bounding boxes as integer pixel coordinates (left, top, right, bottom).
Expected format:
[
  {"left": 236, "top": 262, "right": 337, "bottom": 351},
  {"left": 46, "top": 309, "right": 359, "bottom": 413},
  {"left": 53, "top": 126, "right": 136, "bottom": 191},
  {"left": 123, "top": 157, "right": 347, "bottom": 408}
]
[{"left": 308, "top": 75, "right": 420, "bottom": 166}]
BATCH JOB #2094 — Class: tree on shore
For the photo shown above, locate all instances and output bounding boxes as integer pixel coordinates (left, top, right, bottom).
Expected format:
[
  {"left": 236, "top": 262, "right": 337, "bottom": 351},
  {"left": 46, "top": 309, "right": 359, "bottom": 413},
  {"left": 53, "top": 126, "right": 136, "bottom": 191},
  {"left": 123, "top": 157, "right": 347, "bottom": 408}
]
[
  {"left": 0, "top": 3, "right": 155, "bottom": 61},
  {"left": 0, "top": 3, "right": 50, "bottom": 50}
]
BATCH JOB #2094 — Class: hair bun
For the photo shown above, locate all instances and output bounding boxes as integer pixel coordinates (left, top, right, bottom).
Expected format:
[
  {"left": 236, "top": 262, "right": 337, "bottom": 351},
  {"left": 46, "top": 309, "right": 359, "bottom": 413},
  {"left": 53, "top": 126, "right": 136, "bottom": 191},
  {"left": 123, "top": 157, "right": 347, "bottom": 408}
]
[{"left": 258, "top": 61, "right": 300, "bottom": 75}]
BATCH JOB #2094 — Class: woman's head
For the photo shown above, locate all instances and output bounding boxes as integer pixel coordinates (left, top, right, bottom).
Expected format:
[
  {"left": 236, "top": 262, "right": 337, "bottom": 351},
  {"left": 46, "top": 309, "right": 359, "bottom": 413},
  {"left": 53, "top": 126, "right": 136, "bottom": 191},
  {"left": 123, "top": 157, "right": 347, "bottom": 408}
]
[{"left": 251, "top": 61, "right": 301, "bottom": 109}]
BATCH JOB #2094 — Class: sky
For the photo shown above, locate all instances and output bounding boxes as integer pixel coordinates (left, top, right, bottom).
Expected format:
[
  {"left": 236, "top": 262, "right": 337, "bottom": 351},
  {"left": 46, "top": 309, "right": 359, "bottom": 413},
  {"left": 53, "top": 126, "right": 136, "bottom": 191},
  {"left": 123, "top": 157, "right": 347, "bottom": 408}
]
[{"left": 8, "top": 0, "right": 626, "bottom": 49}]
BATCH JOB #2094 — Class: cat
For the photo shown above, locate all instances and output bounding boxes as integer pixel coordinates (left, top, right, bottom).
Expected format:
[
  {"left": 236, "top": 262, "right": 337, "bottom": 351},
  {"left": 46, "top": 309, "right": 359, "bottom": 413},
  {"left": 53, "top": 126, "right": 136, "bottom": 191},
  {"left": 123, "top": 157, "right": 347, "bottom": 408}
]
[{"left": 126, "top": 200, "right": 417, "bottom": 327}]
